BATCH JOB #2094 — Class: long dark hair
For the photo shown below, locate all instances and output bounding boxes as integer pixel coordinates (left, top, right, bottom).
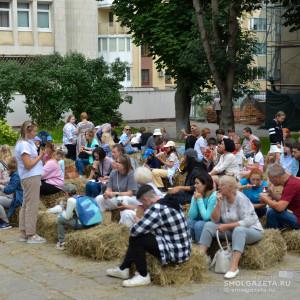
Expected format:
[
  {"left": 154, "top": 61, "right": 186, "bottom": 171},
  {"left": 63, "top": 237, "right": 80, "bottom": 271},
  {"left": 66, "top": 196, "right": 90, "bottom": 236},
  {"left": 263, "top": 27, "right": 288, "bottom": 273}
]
[{"left": 194, "top": 172, "right": 214, "bottom": 194}]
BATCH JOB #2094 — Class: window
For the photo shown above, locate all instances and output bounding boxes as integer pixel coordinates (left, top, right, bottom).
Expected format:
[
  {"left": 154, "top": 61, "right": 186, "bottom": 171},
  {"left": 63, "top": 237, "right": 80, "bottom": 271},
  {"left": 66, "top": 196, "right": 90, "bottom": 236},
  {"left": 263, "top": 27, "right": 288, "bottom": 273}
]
[
  {"left": 37, "top": 3, "right": 50, "bottom": 29},
  {"left": 0, "top": 2, "right": 10, "bottom": 28},
  {"left": 141, "top": 44, "right": 150, "bottom": 57},
  {"left": 141, "top": 69, "right": 150, "bottom": 86},
  {"left": 119, "top": 38, "right": 126, "bottom": 51},
  {"left": 109, "top": 38, "right": 117, "bottom": 51},
  {"left": 165, "top": 73, "right": 172, "bottom": 84},
  {"left": 126, "top": 67, "right": 131, "bottom": 81},
  {"left": 127, "top": 38, "right": 131, "bottom": 51},
  {"left": 102, "top": 38, "right": 107, "bottom": 51},
  {"left": 17, "top": 2, "right": 30, "bottom": 28},
  {"left": 250, "top": 66, "right": 266, "bottom": 80},
  {"left": 109, "top": 11, "right": 113, "bottom": 26},
  {"left": 249, "top": 18, "right": 267, "bottom": 31},
  {"left": 255, "top": 42, "right": 267, "bottom": 55}
]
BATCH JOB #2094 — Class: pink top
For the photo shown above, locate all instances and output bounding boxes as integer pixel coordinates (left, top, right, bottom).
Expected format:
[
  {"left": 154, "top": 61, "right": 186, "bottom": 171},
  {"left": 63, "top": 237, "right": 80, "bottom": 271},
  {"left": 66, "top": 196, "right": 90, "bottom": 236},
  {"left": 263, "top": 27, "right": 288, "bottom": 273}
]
[{"left": 42, "top": 159, "right": 64, "bottom": 189}]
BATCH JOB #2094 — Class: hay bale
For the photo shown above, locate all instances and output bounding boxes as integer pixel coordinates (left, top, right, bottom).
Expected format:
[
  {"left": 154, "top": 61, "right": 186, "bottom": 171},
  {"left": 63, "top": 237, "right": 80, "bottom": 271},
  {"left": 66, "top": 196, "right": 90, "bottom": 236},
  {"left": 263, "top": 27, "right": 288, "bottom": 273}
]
[
  {"left": 65, "top": 223, "right": 129, "bottom": 261},
  {"left": 147, "top": 247, "right": 208, "bottom": 286},
  {"left": 282, "top": 230, "right": 300, "bottom": 253},
  {"left": 36, "top": 211, "right": 58, "bottom": 243},
  {"left": 9, "top": 207, "right": 21, "bottom": 226},
  {"left": 40, "top": 191, "right": 66, "bottom": 208},
  {"left": 65, "top": 159, "right": 79, "bottom": 179},
  {"left": 240, "top": 229, "right": 287, "bottom": 269},
  {"left": 65, "top": 178, "right": 86, "bottom": 194}
]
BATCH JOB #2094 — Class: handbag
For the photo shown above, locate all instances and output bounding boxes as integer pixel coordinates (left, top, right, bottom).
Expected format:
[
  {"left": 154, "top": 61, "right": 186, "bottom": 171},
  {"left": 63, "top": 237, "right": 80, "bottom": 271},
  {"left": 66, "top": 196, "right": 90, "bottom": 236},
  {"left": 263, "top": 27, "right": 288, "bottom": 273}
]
[{"left": 210, "top": 230, "right": 232, "bottom": 274}]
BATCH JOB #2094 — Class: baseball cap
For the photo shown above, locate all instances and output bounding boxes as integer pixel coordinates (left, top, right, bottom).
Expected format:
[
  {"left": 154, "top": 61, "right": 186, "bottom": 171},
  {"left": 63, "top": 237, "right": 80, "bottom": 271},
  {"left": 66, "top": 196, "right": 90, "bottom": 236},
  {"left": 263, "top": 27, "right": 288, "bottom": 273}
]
[
  {"left": 47, "top": 135, "right": 53, "bottom": 142},
  {"left": 143, "top": 148, "right": 155, "bottom": 159},
  {"left": 33, "top": 136, "right": 42, "bottom": 142}
]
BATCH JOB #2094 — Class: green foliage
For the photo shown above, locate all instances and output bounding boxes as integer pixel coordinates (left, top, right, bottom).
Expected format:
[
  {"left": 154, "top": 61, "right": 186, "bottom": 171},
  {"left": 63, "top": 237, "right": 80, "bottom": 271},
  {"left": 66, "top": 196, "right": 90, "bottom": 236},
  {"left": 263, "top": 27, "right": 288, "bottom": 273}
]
[
  {"left": 0, "top": 119, "right": 19, "bottom": 145},
  {"left": 18, "top": 53, "right": 126, "bottom": 127},
  {"left": 0, "top": 61, "right": 21, "bottom": 119}
]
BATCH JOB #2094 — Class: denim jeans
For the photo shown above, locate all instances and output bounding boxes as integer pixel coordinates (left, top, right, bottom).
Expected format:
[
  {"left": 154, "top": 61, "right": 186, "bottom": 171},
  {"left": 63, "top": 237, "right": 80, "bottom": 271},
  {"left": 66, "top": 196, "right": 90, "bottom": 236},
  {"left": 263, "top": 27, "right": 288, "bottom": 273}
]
[
  {"left": 75, "top": 158, "right": 90, "bottom": 175},
  {"left": 266, "top": 208, "right": 300, "bottom": 229},
  {"left": 57, "top": 215, "right": 83, "bottom": 243},
  {"left": 187, "top": 219, "right": 206, "bottom": 243},
  {"left": 85, "top": 181, "right": 102, "bottom": 197}
]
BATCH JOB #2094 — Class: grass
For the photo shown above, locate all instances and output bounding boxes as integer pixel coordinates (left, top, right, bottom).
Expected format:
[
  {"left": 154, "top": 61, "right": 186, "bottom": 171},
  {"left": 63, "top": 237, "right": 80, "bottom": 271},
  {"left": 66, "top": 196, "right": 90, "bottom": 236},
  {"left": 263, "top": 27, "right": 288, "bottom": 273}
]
[{"left": 39, "top": 124, "right": 64, "bottom": 144}]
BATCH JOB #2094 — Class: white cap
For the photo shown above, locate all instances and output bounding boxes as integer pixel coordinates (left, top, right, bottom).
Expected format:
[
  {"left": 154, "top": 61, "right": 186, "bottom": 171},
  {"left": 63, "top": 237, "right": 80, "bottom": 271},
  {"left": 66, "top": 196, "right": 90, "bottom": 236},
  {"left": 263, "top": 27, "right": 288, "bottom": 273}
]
[{"left": 153, "top": 128, "right": 162, "bottom": 136}]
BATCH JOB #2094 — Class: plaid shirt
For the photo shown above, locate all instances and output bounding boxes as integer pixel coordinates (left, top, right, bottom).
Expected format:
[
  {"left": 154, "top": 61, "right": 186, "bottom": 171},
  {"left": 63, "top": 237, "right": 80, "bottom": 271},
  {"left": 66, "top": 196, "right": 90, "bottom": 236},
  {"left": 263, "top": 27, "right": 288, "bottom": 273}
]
[{"left": 131, "top": 203, "right": 191, "bottom": 265}]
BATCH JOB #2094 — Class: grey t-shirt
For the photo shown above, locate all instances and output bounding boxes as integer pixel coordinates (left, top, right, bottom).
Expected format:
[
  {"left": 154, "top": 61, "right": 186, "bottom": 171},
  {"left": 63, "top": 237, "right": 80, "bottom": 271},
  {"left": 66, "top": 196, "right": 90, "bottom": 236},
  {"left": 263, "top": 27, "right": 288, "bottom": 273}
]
[{"left": 107, "top": 170, "right": 137, "bottom": 194}]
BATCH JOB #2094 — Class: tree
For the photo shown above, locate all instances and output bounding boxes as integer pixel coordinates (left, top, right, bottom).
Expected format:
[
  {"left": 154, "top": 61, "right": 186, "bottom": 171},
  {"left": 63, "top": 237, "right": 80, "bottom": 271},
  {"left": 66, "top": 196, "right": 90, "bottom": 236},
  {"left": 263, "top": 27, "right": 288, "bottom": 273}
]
[
  {"left": 113, "top": 0, "right": 212, "bottom": 136},
  {"left": 0, "top": 61, "right": 20, "bottom": 119},
  {"left": 18, "top": 53, "right": 127, "bottom": 127},
  {"left": 113, "top": 0, "right": 256, "bottom": 134},
  {"left": 276, "top": 0, "right": 300, "bottom": 32}
]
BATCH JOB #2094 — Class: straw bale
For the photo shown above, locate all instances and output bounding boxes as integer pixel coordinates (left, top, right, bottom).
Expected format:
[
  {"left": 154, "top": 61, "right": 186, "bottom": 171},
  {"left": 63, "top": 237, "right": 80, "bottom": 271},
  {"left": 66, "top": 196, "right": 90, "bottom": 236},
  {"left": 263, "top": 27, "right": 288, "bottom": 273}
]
[
  {"left": 282, "top": 230, "right": 300, "bottom": 253},
  {"left": 36, "top": 211, "right": 58, "bottom": 243},
  {"left": 65, "top": 178, "right": 87, "bottom": 194},
  {"left": 40, "top": 191, "right": 66, "bottom": 208},
  {"left": 65, "top": 223, "right": 129, "bottom": 261},
  {"left": 146, "top": 247, "right": 208, "bottom": 286},
  {"left": 240, "top": 229, "right": 287, "bottom": 269}
]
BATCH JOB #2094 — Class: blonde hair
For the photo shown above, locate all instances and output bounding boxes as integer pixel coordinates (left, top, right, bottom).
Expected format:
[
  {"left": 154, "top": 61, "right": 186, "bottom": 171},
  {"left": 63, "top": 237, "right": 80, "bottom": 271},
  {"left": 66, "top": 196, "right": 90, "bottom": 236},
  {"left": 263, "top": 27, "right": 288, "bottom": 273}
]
[
  {"left": 20, "top": 120, "right": 37, "bottom": 140},
  {"left": 0, "top": 145, "right": 12, "bottom": 161},
  {"left": 101, "top": 132, "right": 115, "bottom": 148},
  {"left": 219, "top": 175, "right": 238, "bottom": 190},
  {"left": 134, "top": 167, "right": 153, "bottom": 185}
]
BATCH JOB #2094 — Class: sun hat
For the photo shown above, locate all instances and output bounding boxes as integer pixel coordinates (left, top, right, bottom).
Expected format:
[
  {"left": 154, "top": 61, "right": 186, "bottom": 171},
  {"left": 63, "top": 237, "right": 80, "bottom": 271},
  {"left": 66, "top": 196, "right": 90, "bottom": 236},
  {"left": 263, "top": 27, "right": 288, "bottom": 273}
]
[
  {"left": 164, "top": 141, "right": 176, "bottom": 148},
  {"left": 153, "top": 128, "right": 162, "bottom": 136}
]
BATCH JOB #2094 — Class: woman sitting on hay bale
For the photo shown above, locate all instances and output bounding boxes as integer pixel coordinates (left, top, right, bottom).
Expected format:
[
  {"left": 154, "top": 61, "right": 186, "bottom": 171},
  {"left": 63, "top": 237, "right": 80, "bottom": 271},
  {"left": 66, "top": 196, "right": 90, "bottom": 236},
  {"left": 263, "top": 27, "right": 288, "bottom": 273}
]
[
  {"left": 187, "top": 173, "right": 217, "bottom": 244},
  {"left": 96, "top": 155, "right": 139, "bottom": 227},
  {"left": 106, "top": 184, "right": 191, "bottom": 287},
  {"left": 40, "top": 144, "right": 64, "bottom": 196},
  {"left": 85, "top": 147, "right": 112, "bottom": 198},
  {"left": 199, "top": 176, "right": 263, "bottom": 279},
  {"left": 239, "top": 168, "right": 268, "bottom": 217},
  {"left": 168, "top": 149, "right": 208, "bottom": 204},
  {"left": 260, "top": 163, "right": 300, "bottom": 230}
]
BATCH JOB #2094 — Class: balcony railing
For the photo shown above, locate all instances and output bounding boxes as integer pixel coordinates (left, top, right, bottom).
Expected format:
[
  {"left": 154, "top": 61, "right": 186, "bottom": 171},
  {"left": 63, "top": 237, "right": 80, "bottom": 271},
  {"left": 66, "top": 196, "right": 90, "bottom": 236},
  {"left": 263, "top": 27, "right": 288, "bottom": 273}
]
[{"left": 97, "top": 0, "right": 113, "bottom": 8}]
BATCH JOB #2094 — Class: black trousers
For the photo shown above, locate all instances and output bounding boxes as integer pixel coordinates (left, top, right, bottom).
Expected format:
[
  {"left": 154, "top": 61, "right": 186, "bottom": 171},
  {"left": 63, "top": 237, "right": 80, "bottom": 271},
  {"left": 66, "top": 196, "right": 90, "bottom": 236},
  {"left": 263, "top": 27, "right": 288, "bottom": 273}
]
[
  {"left": 40, "top": 181, "right": 62, "bottom": 196},
  {"left": 66, "top": 144, "right": 77, "bottom": 161},
  {"left": 120, "top": 234, "right": 161, "bottom": 277}
]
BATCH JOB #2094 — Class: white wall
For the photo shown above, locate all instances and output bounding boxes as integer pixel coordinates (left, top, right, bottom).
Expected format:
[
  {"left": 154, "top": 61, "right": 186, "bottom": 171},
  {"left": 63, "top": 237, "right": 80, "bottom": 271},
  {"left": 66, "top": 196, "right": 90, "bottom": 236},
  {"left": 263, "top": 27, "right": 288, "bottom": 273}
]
[
  {"left": 119, "top": 89, "right": 176, "bottom": 121},
  {"left": 6, "top": 94, "right": 29, "bottom": 127}
]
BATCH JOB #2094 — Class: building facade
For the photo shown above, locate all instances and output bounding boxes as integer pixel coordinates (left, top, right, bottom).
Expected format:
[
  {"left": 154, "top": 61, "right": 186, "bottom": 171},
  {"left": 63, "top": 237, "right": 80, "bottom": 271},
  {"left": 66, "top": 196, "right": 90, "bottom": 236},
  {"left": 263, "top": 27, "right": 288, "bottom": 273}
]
[{"left": 0, "top": 0, "right": 98, "bottom": 59}]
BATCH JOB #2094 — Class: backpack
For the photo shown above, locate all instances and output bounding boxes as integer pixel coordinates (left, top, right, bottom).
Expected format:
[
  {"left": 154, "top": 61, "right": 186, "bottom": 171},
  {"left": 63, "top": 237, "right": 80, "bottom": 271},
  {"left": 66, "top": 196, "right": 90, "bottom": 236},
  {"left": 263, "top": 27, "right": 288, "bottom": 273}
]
[
  {"left": 38, "top": 131, "right": 50, "bottom": 147},
  {"left": 75, "top": 196, "right": 102, "bottom": 227}
]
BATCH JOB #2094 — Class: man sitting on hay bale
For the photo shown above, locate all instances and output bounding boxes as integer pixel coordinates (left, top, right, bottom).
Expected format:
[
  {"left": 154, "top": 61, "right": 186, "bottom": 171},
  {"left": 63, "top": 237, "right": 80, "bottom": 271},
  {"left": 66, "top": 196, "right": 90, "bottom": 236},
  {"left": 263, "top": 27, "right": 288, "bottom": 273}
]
[
  {"left": 260, "top": 163, "right": 300, "bottom": 230},
  {"left": 106, "top": 185, "right": 191, "bottom": 287}
]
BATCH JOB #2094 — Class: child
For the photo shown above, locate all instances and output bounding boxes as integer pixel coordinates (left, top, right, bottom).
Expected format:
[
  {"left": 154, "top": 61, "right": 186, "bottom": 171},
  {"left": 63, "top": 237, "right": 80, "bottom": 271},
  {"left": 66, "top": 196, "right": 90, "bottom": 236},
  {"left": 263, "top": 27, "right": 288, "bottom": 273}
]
[
  {"left": 55, "top": 149, "right": 65, "bottom": 179},
  {"left": 33, "top": 136, "right": 42, "bottom": 155},
  {"left": 0, "top": 157, "right": 23, "bottom": 229}
]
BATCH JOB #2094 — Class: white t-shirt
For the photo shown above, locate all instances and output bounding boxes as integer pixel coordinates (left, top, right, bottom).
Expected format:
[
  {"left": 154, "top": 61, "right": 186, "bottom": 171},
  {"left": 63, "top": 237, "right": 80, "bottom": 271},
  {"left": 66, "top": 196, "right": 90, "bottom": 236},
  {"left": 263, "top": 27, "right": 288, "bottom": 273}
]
[
  {"left": 15, "top": 139, "right": 43, "bottom": 180},
  {"left": 254, "top": 151, "right": 264, "bottom": 166},
  {"left": 194, "top": 136, "right": 207, "bottom": 160}
]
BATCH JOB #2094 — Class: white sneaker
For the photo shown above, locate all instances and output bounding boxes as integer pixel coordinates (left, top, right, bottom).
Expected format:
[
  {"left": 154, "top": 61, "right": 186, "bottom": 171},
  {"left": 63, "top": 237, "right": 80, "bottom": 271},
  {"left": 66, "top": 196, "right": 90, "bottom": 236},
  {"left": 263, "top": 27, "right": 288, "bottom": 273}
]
[
  {"left": 122, "top": 273, "right": 151, "bottom": 287},
  {"left": 26, "top": 234, "right": 47, "bottom": 244},
  {"left": 106, "top": 267, "right": 130, "bottom": 279},
  {"left": 224, "top": 269, "right": 239, "bottom": 279}
]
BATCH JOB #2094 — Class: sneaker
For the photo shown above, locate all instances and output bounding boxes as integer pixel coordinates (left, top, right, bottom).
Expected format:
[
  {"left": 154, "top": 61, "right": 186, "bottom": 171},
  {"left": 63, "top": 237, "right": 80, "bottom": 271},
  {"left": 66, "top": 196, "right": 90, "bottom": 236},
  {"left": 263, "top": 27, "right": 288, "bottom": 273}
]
[
  {"left": 106, "top": 267, "right": 130, "bottom": 279},
  {"left": 122, "top": 273, "right": 151, "bottom": 287},
  {"left": 0, "top": 221, "right": 12, "bottom": 230},
  {"left": 26, "top": 234, "right": 47, "bottom": 244},
  {"left": 56, "top": 242, "right": 65, "bottom": 250},
  {"left": 19, "top": 237, "right": 27, "bottom": 242},
  {"left": 224, "top": 269, "right": 239, "bottom": 279}
]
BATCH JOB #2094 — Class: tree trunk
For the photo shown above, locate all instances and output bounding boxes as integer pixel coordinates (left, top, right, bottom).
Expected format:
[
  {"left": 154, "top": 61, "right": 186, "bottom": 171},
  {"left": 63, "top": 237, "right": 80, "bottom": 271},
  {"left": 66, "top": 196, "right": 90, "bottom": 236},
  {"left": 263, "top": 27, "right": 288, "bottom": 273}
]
[
  {"left": 175, "top": 78, "right": 192, "bottom": 138},
  {"left": 219, "top": 90, "right": 235, "bottom": 131}
]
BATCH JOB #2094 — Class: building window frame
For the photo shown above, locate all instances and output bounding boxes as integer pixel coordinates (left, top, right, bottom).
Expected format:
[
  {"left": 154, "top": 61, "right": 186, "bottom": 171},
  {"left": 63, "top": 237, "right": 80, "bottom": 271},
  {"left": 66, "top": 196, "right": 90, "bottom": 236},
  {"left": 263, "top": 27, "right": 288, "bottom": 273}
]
[
  {"left": 141, "top": 69, "right": 150, "bottom": 86},
  {"left": 255, "top": 42, "right": 267, "bottom": 56},
  {"left": 17, "top": 2, "right": 31, "bottom": 31},
  {"left": 108, "top": 11, "right": 113, "bottom": 27},
  {"left": 0, "top": 1, "right": 11, "bottom": 30},
  {"left": 249, "top": 17, "right": 267, "bottom": 32},
  {"left": 37, "top": 2, "right": 51, "bottom": 32}
]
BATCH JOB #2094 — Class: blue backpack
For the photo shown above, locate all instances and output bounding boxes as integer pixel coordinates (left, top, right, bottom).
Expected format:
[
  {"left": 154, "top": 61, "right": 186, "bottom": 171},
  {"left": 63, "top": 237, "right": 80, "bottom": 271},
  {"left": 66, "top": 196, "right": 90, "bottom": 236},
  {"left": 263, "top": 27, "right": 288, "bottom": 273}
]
[{"left": 75, "top": 196, "right": 102, "bottom": 227}]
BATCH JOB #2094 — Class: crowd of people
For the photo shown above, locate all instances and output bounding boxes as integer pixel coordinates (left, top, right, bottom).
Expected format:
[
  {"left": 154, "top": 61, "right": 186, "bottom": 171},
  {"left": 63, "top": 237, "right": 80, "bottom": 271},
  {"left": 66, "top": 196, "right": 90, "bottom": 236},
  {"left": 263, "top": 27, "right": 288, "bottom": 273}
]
[{"left": 1, "top": 110, "right": 300, "bottom": 287}]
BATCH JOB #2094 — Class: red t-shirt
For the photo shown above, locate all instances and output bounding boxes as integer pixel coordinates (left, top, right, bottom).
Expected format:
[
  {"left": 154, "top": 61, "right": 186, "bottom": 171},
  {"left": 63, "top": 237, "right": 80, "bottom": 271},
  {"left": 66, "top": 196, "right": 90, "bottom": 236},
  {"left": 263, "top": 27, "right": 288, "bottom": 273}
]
[{"left": 281, "top": 176, "right": 300, "bottom": 224}]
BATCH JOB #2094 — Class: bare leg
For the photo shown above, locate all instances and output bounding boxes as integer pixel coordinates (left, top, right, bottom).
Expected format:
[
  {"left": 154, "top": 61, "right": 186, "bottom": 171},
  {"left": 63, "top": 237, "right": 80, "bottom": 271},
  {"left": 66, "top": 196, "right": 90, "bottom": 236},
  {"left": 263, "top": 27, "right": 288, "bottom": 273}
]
[{"left": 230, "top": 251, "right": 242, "bottom": 272}]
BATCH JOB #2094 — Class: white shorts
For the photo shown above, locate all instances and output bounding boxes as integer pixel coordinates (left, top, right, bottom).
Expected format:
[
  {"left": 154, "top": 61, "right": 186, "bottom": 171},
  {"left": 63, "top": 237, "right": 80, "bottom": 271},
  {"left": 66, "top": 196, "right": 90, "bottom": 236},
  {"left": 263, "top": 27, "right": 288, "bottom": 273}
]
[{"left": 269, "top": 145, "right": 282, "bottom": 154}]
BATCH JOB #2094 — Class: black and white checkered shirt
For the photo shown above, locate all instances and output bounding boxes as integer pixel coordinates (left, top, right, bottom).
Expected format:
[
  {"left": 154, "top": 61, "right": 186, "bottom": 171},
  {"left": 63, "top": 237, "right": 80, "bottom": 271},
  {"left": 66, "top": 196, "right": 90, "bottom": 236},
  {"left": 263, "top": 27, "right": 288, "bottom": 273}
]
[{"left": 131, "top": 203, "right": 191, "bottom": 265}]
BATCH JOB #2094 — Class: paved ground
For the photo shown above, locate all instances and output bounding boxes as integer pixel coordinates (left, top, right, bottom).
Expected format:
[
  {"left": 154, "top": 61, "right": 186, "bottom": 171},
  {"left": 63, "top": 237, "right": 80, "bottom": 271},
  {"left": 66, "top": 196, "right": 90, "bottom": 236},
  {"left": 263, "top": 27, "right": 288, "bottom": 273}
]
[
  {"left": 1, "top": 228, "right": 300, "bottom": 300},
  {"left": 127, "top": 121, "right": 269, "bottom": 139}
]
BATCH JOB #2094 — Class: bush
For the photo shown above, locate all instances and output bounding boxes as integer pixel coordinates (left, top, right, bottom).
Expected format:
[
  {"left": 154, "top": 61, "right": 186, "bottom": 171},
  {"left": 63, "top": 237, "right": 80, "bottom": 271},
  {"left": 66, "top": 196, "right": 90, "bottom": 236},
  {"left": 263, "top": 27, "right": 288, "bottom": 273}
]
[{"left": 0, "top": 119, "right": 19, "bottom": 145}]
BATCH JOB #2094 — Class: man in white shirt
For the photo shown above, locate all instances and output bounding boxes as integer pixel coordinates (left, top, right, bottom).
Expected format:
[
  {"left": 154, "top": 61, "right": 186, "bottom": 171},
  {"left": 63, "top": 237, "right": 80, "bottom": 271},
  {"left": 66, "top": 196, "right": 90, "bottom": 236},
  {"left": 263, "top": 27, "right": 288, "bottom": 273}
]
[
  {"left": 242, "top": 127, "right": 259, "bottom": 158},
  {"left": 194, "top": 128, "right": 211, "bottom": 161}
]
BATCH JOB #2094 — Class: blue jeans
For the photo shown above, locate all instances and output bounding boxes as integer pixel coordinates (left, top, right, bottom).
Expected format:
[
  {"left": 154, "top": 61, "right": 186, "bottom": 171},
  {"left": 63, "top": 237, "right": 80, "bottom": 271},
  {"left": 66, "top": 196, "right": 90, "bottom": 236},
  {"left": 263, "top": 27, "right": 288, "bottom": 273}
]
[
  {"left": 266, "top": 208, "right": 300, "bottom": 229},
  {"left": 85, "top": 181, "right": 102, "bottom": 197},
  {"left": 187, "top": 219, "right": 206, "bottom": 243},
  {"left": 75, "top": 159, "right": 90, "bottom": 175}
]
